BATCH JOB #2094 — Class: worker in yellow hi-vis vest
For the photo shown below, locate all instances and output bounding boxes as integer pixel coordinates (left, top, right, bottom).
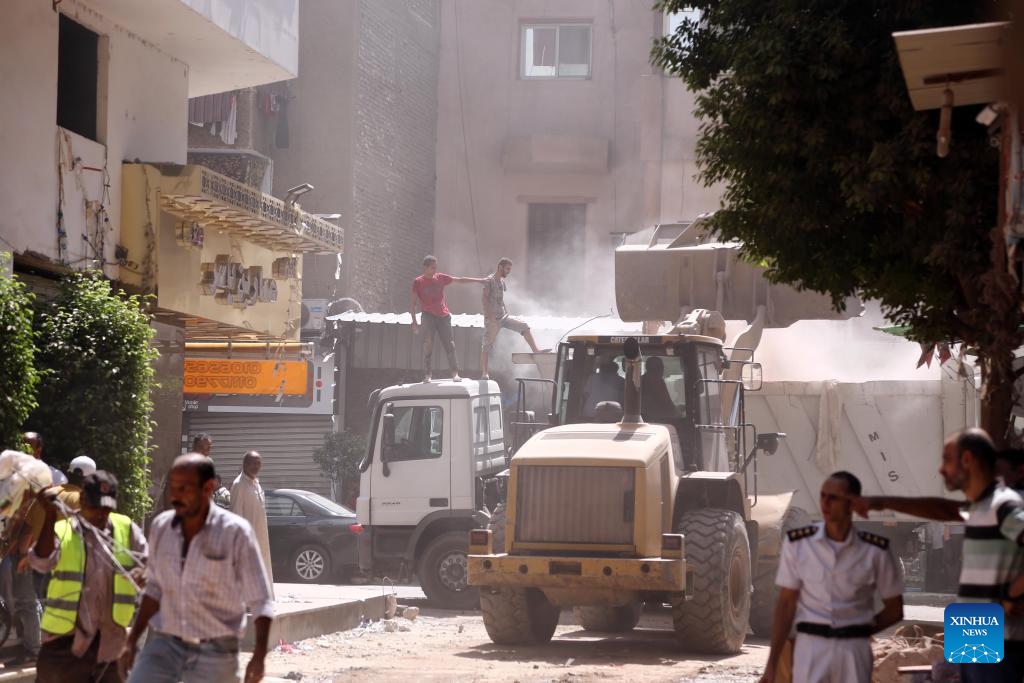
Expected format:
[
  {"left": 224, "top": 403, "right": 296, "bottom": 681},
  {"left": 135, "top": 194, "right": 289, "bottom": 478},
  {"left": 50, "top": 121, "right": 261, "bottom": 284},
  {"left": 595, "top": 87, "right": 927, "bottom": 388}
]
[{"left": 29, "top": 471, "right": 147, "bottom": 683}]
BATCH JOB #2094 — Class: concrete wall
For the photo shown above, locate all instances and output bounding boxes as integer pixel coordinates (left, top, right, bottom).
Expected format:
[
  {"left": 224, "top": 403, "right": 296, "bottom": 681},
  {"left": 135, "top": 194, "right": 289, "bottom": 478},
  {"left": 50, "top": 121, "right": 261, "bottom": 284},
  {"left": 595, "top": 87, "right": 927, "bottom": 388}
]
[
  {"left": 271, "top": 0, "right": 441, "bottom": 312},
  {"left": 435, "top": 0, "right": 721, "bottom": 317},
  {"left": 0, "top": 0, "right": 188, "bottom": 273}
]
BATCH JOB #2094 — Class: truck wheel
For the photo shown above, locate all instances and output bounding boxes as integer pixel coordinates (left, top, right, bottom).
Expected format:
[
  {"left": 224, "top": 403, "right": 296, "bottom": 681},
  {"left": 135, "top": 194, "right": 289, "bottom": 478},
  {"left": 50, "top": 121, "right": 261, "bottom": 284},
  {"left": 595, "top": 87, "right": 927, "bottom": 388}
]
[
  {"left": 488, "top": 503, "right": 507, "bottom": 553},
  {"left": 749, "top": 507, "right": 811, "bottom": 637},
  {"left": 418, "top": 531, "right": 479, "bottom": 609},
  {"left": 671, "top": 509, "right": 751, "bottom": 654},
  {"left": 480, "top": 587, "right": 560, "bottom": 645},
  {"left": 572, "top": 602, "right": 642, "bottom": 632}
]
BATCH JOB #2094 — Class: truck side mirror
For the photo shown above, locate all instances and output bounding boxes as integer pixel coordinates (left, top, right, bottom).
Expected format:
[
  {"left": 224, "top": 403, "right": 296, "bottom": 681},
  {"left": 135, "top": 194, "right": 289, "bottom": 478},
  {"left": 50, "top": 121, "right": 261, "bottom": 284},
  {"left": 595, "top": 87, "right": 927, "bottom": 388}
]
[
  {"left": 756, "top": 432, "right": 785, "bottom": 455},
  {"left": 742, "top": 362, "right": 763, "bottom": 391},
  {"left": 382, "top": 413, "right": 395, "bottom": 449}
]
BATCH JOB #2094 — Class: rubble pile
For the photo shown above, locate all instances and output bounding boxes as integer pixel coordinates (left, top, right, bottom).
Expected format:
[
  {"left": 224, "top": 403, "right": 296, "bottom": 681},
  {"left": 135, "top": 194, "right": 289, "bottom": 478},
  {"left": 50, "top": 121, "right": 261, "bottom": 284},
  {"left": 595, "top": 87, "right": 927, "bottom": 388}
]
[{"left": 872, "top": 624, "right": 946, "bottom": 683}]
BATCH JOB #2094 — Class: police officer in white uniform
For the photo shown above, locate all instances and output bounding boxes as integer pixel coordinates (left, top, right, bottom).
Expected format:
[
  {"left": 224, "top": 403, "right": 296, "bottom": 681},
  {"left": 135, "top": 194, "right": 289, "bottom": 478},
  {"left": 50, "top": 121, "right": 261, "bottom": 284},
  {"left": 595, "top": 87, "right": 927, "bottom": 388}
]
[{"left": 759, "top": 471, "right": 905, "bottom": 683}]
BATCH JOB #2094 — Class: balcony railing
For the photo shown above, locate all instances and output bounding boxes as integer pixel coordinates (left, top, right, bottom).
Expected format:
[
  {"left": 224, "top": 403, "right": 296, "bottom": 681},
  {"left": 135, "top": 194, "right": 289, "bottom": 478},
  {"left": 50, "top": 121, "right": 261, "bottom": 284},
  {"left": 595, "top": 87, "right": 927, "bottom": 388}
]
[{"left": 152, "top": 164, "right": 343, "bottom": 254}]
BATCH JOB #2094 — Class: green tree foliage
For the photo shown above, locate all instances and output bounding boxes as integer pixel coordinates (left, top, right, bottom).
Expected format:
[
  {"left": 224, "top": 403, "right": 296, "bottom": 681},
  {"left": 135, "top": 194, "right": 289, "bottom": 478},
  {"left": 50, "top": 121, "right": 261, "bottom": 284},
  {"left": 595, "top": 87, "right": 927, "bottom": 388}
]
[
  {"left": 0, "top": 265, "right": 38, "bottom": 450},
  {"left": 313, "top": 430, "right": 367, "bottom": 487},
  {"left": 30, "top": 272, "right": 157, "bottom": 519},
  {"left": 653, "top": 1, "right": 1020, "bottom": 441}
]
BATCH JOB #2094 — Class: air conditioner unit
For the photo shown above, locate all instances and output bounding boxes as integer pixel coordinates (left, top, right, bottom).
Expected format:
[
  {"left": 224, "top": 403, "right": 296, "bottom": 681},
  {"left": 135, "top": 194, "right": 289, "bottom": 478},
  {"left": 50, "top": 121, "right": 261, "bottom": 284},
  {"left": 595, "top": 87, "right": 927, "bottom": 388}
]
[{"left": 300, "top": 299, "right": 328, "bottom": 332}]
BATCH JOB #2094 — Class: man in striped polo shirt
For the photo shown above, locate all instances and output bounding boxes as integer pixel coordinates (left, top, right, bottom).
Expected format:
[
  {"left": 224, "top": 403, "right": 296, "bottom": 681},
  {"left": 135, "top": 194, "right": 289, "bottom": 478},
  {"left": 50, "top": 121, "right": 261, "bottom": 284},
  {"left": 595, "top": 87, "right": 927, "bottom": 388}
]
[{"left": 851, "top": 429, "right": 1024, "bottom": 682}]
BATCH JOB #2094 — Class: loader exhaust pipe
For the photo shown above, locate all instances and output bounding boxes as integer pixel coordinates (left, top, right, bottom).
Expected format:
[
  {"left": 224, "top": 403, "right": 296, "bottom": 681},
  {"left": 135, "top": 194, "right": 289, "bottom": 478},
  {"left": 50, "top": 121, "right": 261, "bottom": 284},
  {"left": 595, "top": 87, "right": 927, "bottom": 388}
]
[{"left": 622, "top": 337, "right": 644, "bottom": 425}]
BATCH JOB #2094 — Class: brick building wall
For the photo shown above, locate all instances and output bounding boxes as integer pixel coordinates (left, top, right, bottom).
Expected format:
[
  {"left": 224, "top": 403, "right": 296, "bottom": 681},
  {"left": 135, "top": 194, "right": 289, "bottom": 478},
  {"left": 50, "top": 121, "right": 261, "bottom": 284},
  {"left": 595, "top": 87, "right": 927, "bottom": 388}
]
[{"left": 347, "top": 0, "right": 440, "bottom": 312}]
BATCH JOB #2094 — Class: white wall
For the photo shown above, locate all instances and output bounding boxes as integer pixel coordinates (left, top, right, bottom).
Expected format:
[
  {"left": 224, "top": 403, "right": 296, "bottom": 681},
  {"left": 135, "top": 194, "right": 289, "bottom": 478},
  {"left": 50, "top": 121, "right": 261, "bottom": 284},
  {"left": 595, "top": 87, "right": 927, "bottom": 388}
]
[{"left": 0, "top": 0, "right": 188, "bottom": 276}]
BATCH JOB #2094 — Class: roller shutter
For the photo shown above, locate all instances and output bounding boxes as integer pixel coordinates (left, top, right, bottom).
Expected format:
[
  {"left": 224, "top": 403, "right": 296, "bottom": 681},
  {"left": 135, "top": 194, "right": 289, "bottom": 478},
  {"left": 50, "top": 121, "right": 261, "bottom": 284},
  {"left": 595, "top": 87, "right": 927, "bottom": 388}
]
[{"left": 184, "top": 413, "right": 335, "bottom": 498}]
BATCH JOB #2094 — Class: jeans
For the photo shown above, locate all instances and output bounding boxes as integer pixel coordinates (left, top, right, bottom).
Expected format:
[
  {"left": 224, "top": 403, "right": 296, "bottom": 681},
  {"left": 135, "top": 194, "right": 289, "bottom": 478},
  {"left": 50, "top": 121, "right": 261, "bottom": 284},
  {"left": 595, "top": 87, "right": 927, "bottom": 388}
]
[
  {"left": 422, "top": 312, "right": 459, "bottom": 375},
  {"left": 961, "top": 650, "right": 1024, "bottom": 682},
  {"left": 126, "top": 632, "right": 239, "bottom": 683},
  {"left": 1, "top": 553, "right": 40, "bottom": 654}
]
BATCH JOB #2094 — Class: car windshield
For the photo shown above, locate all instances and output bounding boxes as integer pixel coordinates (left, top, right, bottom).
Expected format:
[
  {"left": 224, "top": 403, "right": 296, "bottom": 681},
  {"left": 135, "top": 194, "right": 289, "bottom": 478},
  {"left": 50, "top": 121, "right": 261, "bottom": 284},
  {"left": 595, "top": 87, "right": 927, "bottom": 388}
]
[{"left": 300, "top": 492, "right": 354, "bottom": 517}]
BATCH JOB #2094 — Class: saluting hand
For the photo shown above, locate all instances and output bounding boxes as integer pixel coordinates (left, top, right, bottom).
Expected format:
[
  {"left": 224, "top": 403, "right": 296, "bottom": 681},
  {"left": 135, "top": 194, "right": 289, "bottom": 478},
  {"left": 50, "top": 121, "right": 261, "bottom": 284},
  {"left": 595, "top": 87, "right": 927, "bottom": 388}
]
[{"left": 844, "top": 494, "right": 876, "bottom": 519}]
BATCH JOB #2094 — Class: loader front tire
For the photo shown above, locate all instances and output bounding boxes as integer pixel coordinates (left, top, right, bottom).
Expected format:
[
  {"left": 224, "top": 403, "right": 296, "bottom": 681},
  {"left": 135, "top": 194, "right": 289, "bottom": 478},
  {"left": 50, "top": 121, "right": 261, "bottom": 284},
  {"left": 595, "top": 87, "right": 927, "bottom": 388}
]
[{"left": 671, "top": 509, "right": 751, "bottom": 654}]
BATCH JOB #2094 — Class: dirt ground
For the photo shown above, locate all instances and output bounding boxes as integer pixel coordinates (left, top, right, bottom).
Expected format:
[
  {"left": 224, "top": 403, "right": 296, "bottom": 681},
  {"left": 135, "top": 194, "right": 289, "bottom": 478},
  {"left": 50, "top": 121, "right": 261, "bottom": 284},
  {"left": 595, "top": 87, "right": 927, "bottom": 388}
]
[{"left": 258, "top": 603, "right": 771, "bottom": 683}]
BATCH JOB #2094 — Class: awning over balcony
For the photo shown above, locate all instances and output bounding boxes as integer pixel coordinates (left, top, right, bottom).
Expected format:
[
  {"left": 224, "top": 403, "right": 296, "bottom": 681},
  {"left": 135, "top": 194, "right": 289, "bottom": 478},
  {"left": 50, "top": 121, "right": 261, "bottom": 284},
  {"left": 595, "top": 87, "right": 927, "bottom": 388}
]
[
  {"left": 893, "top": 22, "right": 1008, "bottom": 111},
  {"left": 137, "top": 164, "right": 343, "bottom": 254}
]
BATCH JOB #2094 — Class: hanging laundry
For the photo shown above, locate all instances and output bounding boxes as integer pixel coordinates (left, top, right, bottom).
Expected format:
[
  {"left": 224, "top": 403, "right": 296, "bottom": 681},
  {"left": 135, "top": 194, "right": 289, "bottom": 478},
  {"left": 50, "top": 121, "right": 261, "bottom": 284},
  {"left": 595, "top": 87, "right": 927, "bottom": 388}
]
[
  {"left": 188, "top": 92, "right": 234, "bottom": 125},
  {"left": 219, "top": 95, "right": 238, "bottom": 145}
]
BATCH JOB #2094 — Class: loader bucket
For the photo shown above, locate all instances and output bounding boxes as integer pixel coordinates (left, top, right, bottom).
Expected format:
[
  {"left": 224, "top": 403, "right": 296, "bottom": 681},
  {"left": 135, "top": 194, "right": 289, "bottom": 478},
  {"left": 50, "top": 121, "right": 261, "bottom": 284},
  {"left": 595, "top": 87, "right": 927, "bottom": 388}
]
[{"left": 614, "top": 221, "right": 860, "bottom": 326}]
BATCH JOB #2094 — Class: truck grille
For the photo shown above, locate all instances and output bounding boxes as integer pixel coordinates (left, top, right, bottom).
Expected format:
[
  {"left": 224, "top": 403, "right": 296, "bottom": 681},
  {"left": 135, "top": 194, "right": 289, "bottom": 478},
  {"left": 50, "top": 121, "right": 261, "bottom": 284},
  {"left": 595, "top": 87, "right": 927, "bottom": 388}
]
[{"left": 514, "top": 466, "right": 635, "bottom": 546}]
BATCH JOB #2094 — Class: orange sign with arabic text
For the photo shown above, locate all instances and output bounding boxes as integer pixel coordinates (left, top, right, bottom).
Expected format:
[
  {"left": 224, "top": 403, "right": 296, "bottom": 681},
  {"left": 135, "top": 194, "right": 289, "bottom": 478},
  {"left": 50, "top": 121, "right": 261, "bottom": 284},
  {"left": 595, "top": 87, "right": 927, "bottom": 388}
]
[{"left": 184, "top": 359, "right": 309, "bottom": 396}]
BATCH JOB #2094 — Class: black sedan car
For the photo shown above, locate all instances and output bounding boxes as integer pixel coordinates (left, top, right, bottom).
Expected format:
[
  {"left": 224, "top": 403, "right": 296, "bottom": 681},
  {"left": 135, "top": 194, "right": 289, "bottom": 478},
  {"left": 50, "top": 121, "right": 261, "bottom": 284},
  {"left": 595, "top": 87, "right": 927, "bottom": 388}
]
[{"left": 265, "top": 489, "right": 362, "bottom": 583}]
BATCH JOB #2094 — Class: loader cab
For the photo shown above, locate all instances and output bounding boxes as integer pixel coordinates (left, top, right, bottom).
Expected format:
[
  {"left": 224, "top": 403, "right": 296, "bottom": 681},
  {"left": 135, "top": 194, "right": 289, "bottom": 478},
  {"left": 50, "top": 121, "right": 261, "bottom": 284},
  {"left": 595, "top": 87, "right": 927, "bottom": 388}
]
[{"left": 552, "top": 335, "right": 733, "bottom": 473}]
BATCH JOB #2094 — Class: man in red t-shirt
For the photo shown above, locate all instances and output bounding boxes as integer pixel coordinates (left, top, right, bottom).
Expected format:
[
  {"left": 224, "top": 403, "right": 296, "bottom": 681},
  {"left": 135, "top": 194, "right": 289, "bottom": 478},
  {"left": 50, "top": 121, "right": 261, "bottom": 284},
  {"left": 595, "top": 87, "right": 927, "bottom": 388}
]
[{"left": 411, "top": 255, "right": 486, "bottom": 381}]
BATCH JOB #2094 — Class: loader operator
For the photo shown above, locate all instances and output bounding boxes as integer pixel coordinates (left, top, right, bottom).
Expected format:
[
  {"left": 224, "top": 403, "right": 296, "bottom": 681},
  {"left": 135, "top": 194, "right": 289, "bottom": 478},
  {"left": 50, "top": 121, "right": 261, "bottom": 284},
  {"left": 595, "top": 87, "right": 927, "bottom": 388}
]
[{"left": 759, "top": 471, "right": 904, "bottom": 683}]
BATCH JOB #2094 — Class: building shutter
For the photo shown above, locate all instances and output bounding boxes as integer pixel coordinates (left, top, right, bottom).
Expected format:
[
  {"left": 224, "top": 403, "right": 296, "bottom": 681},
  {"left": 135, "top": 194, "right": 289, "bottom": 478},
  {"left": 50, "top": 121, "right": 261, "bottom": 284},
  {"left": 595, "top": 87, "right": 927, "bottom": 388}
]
[{"left": 184, "top": 413, "right": 336, "bottom": 498}]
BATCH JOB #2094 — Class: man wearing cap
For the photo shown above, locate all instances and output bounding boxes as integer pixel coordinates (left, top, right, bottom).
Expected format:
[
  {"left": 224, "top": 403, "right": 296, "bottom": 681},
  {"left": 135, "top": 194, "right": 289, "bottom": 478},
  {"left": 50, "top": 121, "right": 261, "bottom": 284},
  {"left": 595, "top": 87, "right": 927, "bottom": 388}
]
[{"left": 30, "top": 471, "right": 147, "bottom": 683}]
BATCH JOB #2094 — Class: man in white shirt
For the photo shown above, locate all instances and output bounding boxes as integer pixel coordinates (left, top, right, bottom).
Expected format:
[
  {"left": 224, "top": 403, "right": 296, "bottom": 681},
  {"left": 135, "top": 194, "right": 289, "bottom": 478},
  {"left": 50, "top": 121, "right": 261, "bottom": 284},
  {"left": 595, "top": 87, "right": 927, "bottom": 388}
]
[
  {"left": 121, "top": 454, "right": 273, "bottom": 683},
  {"left": 230, "top": 451, "right": 273, "bottom": 587},
  {"left": 759, "top": 471, "right": 904, "bottom": 683}
]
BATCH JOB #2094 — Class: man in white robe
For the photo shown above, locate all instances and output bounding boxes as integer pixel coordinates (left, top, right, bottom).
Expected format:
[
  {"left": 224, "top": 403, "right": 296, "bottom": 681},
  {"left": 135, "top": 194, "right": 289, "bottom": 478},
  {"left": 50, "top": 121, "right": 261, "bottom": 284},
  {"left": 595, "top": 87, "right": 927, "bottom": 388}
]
[{"left": 230, "top": 450, "right": 274, "bottom": 591}]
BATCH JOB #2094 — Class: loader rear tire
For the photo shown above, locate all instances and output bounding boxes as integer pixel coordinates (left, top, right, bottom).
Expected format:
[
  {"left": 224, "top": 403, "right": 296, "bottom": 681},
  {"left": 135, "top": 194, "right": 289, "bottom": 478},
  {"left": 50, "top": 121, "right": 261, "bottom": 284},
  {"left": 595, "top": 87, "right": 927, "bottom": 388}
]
[
  {"left": 480, "top": 587, "right": 560, "bottom": 645},
  {"left": 671, "top": 509, "right": 751, "bottom": 654},
  {"left": 572, "top": 602, "right": 642, "bottom": 632}
]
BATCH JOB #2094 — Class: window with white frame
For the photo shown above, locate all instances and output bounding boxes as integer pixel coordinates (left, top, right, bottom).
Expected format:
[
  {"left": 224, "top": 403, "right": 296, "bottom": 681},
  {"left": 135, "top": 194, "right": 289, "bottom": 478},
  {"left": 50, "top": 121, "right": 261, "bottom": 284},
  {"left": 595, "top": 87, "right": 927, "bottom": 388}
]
[{"left": 521, "top": 23, "right": 592, "bottom": 79}]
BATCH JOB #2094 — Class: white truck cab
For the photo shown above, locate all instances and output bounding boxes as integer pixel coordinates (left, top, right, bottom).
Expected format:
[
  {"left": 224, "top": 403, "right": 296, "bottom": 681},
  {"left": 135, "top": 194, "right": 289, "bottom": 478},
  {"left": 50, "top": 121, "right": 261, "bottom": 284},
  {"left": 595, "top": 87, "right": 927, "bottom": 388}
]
[{"left": 357, "top": 379, "right": 506, "bottom": 607}]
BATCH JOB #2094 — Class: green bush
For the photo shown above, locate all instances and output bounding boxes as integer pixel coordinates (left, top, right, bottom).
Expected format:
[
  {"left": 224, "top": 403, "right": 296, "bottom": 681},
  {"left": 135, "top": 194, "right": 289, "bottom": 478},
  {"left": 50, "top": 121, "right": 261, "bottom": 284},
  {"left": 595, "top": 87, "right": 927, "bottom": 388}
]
[
  {"left": 313, "top": 430, "right": 367, "bottom": 486},
  {"left": 30, "top": 272, "right": 157, "bottom": 519},
  {"left": 0, "top": 265, "right": 38, "bottom": 450}
]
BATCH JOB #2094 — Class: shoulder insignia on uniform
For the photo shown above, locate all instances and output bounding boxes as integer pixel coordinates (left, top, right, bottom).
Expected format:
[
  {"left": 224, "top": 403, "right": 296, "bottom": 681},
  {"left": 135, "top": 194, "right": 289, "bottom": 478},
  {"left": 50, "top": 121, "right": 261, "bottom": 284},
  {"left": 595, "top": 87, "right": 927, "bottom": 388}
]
[
  {"left": 857, "top": 530, "right": 890, "bottom": 549},
  {"left": 786, "top": 525, "right": 817, "bottom": 542}
]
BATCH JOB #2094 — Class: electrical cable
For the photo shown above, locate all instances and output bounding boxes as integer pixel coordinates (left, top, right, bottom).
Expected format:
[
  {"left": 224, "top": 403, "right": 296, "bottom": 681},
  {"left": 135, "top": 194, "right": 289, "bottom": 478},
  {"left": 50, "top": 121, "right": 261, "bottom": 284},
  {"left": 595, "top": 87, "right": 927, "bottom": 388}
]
[{"left": 453, "top": 0, "right": 484, "bottom": 273}]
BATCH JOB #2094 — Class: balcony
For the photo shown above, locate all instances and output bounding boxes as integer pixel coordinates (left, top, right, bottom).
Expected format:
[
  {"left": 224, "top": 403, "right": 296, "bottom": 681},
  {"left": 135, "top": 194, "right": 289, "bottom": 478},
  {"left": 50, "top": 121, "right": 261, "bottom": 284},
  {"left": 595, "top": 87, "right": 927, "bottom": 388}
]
[
  {"left": 121, "top": 164, "right": 342, "bottom": 341},
  {"left": 82, "top": 0, "right": 299, "bottom": 96},
  {"left": 144, "top": 164, "right": 344, "bottom": 253}
]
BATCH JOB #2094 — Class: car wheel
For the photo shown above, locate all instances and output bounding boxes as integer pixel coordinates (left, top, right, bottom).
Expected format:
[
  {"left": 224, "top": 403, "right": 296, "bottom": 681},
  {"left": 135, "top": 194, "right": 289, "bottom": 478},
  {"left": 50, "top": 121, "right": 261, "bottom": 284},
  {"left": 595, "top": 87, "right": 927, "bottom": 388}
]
[{"left": 292, "top": 544, "right": 331, "bottom": 583}]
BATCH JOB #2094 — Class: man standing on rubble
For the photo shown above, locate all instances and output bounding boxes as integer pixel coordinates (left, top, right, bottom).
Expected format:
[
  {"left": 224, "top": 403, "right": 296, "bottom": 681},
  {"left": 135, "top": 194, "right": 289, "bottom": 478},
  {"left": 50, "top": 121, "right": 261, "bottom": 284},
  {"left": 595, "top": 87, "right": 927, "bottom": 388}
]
[
  {"left": 850, "top": 429, "right": 1024, "bottom": 683},
  {"left": 759, "top": 471, "right": 904, "bottom": 683},
  {"left": 410, "top": 255, "right": 487, "bottom": 382}
]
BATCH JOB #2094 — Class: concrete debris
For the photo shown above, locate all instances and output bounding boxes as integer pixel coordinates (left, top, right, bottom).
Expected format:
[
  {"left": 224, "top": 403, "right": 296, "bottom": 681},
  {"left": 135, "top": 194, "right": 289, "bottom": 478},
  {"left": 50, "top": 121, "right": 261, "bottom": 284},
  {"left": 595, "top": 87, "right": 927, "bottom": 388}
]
[
  {"left": 872, "top": 623, "right": 945, "bottom": 683},
  {"left": 403, "top": 606, "right": 420, "bottom": 621}
]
